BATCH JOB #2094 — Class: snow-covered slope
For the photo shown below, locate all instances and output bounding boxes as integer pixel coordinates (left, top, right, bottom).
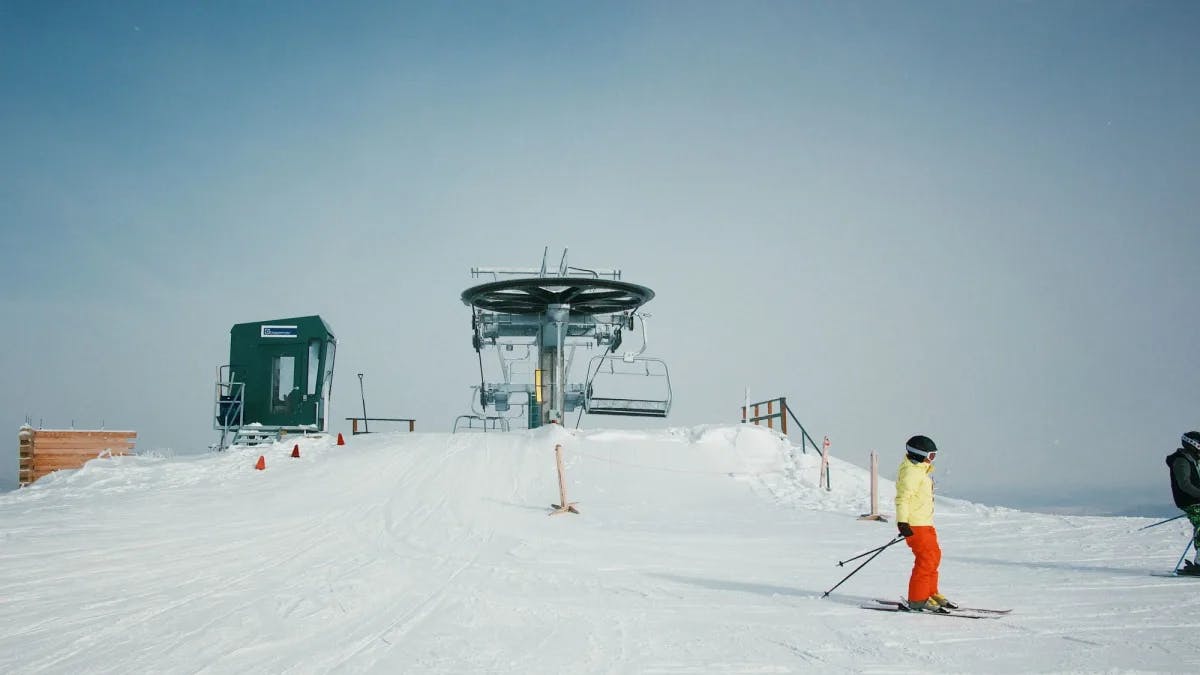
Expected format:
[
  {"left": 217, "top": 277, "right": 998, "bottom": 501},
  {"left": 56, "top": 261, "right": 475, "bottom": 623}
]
[{"left": 1, "top": 425, "right": 1197, "bottom": 673}]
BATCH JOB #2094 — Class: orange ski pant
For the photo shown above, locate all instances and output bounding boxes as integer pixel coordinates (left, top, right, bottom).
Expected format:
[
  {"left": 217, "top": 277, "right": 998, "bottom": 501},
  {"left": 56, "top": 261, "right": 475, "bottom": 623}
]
[{"left": 904, "top": 525, "right": 941, "bottom": 602}]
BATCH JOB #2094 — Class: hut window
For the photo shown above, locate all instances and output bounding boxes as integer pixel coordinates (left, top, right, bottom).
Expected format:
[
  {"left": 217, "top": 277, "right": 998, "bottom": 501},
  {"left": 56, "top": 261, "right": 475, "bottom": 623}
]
[
  {"left": 273, "top": 355, "right": 295, "bottom": 402},
  {"left": 307, "top": 339, "right": 320, "bottom": 395}
]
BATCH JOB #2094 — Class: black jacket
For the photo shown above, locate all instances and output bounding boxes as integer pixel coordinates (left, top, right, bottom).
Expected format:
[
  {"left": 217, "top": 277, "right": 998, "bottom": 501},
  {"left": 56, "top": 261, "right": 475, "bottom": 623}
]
[{"left": 1166, "top": 448, "right": 1200, "bottom": 509}]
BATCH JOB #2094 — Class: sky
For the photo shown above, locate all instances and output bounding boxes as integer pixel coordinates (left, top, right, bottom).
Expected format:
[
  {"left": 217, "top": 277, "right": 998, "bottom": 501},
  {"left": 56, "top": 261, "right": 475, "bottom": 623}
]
[
  {"left": 3, "top": 425, "right": 1200, "bottom": 672},
  {"left": 2, "top": 1, "right": 1198, "bottom": 513}
]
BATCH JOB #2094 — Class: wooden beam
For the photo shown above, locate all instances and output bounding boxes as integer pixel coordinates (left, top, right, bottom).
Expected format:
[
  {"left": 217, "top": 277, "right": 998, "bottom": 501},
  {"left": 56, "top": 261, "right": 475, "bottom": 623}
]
[
  {"left": 31, "top": 432, "right": 135, "bottom": 439},
  {"left": 32, "top": 453, "right": 129, "bottom": 464},
  {"left": 32, "top": 447, "right": 131, "bottom": 456},
  {"left": 32, "top": 454, "right": 124, "bottom": 466},
  {"left": 31, "top": 430, "right": 137, "bottom": 439},
  {"left": 31, "top": 440, "right": 136, "bottom": 451},
  {"left": 30, "top": 450, "right": 133, "bottom": 457}
]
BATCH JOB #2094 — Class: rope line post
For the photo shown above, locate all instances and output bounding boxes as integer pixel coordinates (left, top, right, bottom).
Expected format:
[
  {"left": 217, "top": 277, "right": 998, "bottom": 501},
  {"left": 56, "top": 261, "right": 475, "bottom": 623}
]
[
  {"left": 819, "top": 436, "right": 831, "bottom": 491},
  {"left": 549, "top": 443, "right": 579, "bottom": 515},
  {"left": 858, "top": 450, "right": 888, "bottom": 522}
]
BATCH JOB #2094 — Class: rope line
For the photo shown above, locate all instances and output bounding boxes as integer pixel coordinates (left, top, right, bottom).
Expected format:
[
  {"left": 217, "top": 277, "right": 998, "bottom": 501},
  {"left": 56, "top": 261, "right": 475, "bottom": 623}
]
[{"left": 567, "top": 448, "right": 771, "bottom": 477}]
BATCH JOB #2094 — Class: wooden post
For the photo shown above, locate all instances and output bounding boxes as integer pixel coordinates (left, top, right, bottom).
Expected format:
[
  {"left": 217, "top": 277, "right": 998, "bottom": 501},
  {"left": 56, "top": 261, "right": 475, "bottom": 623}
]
[
  {"left": 819, "top": 435, "right": 831, "bottom": 491},
  {"left": 780, "top": 398, "right": 788, "bottom": 435},
  {"left": 408, "top": 420, "right": 415, "bottom": 432},
  {"left": 858, "top": 450, "right": 889, "bottom": 521},
  {"left": 18, "top": 425, "right": 33, "bottom": 487},
  {"left": 351, "top": 418, "right": 359, "bottom": 435},
  {"left": 753, "top": 404, "right": 760, "bottom": 426},
  {"left": 766, "top": 400, "right": 774, "bottom": 429},
  {"left": 549, "top": 444, "right": 579, "bottom": 515},
  {"left": 871, "top": 451, "right": 878, "bottom": 514}
]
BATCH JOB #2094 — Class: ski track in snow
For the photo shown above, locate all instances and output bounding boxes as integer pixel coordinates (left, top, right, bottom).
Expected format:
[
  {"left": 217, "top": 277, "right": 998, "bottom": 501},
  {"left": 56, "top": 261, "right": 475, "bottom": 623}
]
[{"left": 1, "top": 423, "right": 1198, "bottom": 673}]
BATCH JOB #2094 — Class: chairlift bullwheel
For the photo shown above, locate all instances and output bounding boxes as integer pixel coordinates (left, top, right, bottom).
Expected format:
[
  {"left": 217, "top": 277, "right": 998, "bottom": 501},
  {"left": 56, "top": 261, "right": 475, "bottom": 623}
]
[{"left": 462, "top": 278, "right": 655, "bottom": 316}]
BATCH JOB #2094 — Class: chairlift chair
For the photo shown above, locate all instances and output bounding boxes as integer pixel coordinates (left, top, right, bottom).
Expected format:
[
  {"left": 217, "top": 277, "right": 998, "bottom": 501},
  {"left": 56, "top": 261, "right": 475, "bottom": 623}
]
[
  {"left": 583, "top": 354, "right": 672, "bottom": 418},
  {"left": 452, "top": 414, "right": 512, "bottom": 433}
]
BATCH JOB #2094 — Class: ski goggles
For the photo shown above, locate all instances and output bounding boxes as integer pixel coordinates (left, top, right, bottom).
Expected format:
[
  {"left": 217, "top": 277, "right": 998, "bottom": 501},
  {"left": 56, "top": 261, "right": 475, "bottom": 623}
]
[{"left": 906, "top": 444, "right": 936, "bottom": 459}]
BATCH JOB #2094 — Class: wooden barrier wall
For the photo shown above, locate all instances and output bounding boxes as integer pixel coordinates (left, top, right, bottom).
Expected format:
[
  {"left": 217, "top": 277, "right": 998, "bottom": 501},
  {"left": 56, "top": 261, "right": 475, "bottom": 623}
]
[{"left": 18, "top": 427, "right": 137, "bottom": 486}]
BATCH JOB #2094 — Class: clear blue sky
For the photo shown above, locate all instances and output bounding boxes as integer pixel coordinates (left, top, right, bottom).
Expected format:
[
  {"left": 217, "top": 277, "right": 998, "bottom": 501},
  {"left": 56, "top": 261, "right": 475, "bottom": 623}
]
[{"left": 2, "top": 1, "right": 1197, "bottom": 514}]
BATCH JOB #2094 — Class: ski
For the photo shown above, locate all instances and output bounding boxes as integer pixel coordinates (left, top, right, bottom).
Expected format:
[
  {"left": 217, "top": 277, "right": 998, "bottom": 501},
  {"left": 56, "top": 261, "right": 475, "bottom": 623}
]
[
  {"left": 871, "top": 598, "right": 1012, "bottom": 614},
  {"left": 1151, "top": 571, "right": 1200, "bottom": 578},
  {"left": 859, "top": 601, "right": 1003, "bottom": 619}
]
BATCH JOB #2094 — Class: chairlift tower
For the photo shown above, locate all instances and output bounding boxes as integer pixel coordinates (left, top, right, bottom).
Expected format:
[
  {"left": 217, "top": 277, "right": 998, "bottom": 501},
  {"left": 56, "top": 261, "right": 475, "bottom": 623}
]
[{"left": 461, "top": 248, "right": 671, "bottom": 429}]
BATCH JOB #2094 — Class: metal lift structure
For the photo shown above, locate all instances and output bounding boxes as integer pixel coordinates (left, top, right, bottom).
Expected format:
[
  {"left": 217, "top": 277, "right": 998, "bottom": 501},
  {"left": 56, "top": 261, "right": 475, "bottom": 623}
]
[{"left": 459, "top": 248, "right": 672, "bottom": 430}]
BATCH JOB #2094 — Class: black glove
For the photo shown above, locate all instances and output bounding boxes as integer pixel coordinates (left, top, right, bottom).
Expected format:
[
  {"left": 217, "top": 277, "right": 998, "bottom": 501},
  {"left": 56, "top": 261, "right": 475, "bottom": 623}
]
[{"left": 897, "top": 522, "right": 914, "bottom": 538}]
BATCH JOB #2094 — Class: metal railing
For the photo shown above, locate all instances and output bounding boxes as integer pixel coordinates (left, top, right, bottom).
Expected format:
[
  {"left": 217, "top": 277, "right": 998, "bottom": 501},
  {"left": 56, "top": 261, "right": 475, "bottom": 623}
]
[
  {"left": 345, "top": 417, "right": 415, "bottom": 435},
  {"left": 452, "top": 415, "right": 511, "bottom": 433}
]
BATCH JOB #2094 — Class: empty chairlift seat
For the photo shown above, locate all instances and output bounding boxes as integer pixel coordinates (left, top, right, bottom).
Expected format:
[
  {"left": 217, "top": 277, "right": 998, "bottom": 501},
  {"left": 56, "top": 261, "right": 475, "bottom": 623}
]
[{"left": 583, "top": 355, "right": 672, "bottom": 418}]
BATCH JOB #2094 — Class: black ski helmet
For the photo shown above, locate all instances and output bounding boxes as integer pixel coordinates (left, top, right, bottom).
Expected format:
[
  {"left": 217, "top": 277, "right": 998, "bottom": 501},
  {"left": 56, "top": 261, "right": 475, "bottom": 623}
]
[
  {"left": 906, "top": 435, "right": 938, "bottom": 461},
  {"left": 1183, "top": 431, "right": 1200, "bottom": 453}
]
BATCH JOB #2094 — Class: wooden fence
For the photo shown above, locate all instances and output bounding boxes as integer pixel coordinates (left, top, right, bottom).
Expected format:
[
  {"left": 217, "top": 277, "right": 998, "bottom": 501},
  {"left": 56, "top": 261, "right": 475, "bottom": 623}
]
[
  {"left": 740, "top": 396, "right": 821, "bottom": 454},
  {"left": 18, "top": 426, "right": 137, "bottom": 486}
]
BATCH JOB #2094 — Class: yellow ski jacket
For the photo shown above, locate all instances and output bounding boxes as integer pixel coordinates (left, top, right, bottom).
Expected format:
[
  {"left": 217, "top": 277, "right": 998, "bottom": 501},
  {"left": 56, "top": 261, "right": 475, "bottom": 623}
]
[{"left": 895, "top": 458, "right": 935, "bottom": 526}]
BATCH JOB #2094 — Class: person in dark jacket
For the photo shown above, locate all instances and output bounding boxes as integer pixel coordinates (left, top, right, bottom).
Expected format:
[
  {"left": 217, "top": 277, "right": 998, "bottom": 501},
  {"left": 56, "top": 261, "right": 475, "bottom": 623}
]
[{"left": 1167, "top": 431, "right": 1200, "bottom": 574}]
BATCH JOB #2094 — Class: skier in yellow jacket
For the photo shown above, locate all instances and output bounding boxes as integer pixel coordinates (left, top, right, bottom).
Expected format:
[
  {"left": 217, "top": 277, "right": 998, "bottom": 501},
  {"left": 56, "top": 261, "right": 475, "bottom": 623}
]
[{"left": 895, "top": 435, "right": 957, "bottom": 612}]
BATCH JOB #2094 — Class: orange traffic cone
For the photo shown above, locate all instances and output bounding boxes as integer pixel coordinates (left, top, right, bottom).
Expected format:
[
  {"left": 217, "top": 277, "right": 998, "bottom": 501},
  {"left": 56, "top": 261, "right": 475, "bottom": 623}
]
[
  {"left": 291, "top": 444, "right": 300, "bottom": 458},
  {"left": 336, "top": 432, "right": 345, "bottom": 446},
  {"left": 254, "top": 455, "right": 266, "bottom": 470}
]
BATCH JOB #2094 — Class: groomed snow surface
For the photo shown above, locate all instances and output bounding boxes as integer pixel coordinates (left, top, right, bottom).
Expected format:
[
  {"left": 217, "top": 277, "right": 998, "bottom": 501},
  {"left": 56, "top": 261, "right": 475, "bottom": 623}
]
[{"left": 2, "top": 424, "right": 1197, "bottom": 674}]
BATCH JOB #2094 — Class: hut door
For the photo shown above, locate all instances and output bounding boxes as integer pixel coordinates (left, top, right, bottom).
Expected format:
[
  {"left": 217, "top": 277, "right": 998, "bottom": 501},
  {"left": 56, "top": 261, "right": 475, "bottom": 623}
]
[{"left": 270, "top": 352, "right": 300, "bottom": 417}]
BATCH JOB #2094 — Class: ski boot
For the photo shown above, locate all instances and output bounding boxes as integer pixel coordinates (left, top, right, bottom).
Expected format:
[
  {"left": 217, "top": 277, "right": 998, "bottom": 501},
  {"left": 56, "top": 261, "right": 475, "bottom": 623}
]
[
  {"left": 906, "top": 598, "right": 950, "bottom": 613},
  {"left": 931, "top": 593, "right": 960, "bottom": 610}
]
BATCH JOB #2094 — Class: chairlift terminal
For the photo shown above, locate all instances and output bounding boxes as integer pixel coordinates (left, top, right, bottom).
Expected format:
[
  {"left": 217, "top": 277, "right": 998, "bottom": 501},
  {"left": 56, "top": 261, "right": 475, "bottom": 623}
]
[{"left": 460, "top": 248, "right": 672, "bottom": 430}]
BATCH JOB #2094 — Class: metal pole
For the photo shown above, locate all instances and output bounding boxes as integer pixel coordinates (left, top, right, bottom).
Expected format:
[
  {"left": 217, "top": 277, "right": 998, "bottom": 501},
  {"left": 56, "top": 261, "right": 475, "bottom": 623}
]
[
  {"left": 836, "top": 536, "right": 904, "bottom": 567},
  {"left": 556, "top": 320, "right": 565, "bottom": 423},
  {"left": 1173, "top": 537, "right": 1195, "bottom": 574},
  {"left": 1136, "top": 513, "right": 1186, "bottom": 532},
  {"left": 822, "top": 536, "right": 904, "bottom": 598},
  {"left": 357, "top": 373, "right": 368, "bottom": 434}
]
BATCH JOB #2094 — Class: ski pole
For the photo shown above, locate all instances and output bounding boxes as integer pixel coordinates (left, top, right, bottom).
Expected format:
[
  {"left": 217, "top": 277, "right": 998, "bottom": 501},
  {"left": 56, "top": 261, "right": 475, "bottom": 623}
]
[
  {"left": 1173, "top": 538, "right": 1195, "bottom": 574},
  {"left": 836, "top": 537, "right": 903, "bottom": 567},
  {"left": 822, "top": 536, "right": 904, "bottom": 598},
  {"left": 1136, "top": 514, "right": 1185, "bottom": 532}
]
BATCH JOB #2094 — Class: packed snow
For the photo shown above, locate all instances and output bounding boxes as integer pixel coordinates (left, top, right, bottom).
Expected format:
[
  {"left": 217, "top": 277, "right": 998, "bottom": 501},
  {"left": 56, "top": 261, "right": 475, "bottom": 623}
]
[{"left": 2, "top": 424, "right": 1198, "bottom": 673}]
